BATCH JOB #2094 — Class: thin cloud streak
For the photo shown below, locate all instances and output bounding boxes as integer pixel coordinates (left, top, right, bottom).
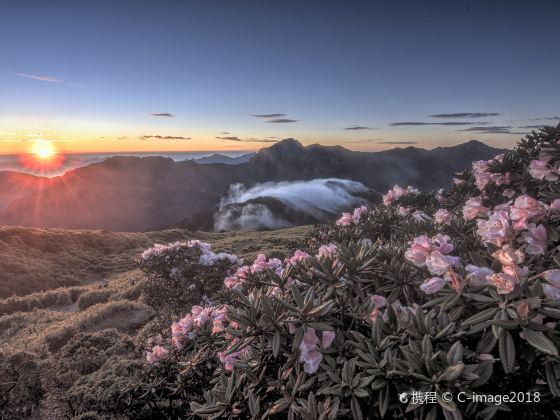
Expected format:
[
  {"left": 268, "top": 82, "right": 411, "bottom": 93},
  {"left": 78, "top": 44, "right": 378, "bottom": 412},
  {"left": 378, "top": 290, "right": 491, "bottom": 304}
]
[
  {"left": 343, "top": 139, "right": 380, "bottom": 144},
  {"left": 391, "top": 121, "right": 487, "bottom": 126},
  {"left": 458, "top": 126, "right": 529, "bottom": 134},
  {"left": 15, "top": 72, "right": 64, "bottom": 82},
  {"left": 141, "top": 135, "right": 190, "bottom": 140},
  {"left": 216, "top": 136, "right": 278, "bottom": 143},
  {"left": 266, "top": 118, "right": 298, "bottom": 123},
  {"left": 343, "top": 125, "right": 375, "bottom": 131},
  {"left": 430, "top": 113, "right": 499, "bottom": 118},
  {"left": 149, "top": 113, "right": 175, "bottom": 117},
  {"left": 377, "top": 141, "right": 418, "bottom": 145},
  {"left": 252, "top": 113, "right": 286, "bottom": 118}
]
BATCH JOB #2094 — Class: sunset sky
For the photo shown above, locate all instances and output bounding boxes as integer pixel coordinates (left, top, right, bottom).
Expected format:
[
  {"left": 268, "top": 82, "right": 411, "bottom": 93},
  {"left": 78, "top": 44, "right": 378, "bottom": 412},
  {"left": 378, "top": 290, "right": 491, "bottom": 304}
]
[{"left": 0, "top": 0, "right": 558, "bottom": 155}]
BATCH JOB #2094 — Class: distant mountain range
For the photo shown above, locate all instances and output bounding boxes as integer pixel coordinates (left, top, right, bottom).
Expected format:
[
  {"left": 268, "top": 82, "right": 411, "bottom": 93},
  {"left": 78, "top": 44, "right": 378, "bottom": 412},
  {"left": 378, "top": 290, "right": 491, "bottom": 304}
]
[
  {"left": 191, "top": 152, "right": 255, "bottom": 165},
  {"left": 0, "top": 139, "right": 505, "bottom": 231}
]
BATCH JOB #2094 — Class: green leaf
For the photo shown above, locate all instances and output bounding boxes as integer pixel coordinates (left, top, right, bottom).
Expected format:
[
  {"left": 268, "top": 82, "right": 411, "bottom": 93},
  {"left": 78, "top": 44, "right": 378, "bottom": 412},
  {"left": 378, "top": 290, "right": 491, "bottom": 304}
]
[
  {"left": 462, "top": 308, "right": 498, "bottom": 327},
  {"left": 523, "top": 329, "right": 559, "bottom": 356},
  {"left": 499, "top": 331, "right": 515, "bottom": 374},
  {"left": 447, "top": 342, "right": 463, "bottom": 365},
  {"left": 545, "top": 361, "right": 560, "bottom": 397},
  {"left": 272, "top": 331, "right": 281, "bottom": 358}
]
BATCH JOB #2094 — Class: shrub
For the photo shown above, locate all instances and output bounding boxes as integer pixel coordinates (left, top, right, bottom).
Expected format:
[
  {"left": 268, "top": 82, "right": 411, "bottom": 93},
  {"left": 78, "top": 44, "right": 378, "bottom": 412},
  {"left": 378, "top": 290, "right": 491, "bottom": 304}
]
[
  {"left": 77, "top": 290, "right": 112, "bottom": 311},
  {"left": 66, "top": 356, "right": 143, "bottom": 417},
  {"left": 124, "top": 125, "right": 560, "bottom": 419},
  {"left": 0, "top": 351, "right": 44, "bottom": 418},
  {"left": 0, "top": 288, "right": 78, "bottom": 316},
  {"left": 139, "top": 240, "right": 237, "bottom": 322}
]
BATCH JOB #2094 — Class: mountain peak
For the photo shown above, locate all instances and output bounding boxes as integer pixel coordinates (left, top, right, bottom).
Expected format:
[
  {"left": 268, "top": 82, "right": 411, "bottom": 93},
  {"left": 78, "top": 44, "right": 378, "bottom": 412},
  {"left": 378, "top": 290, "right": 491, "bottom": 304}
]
[
  {"left": 271, "top": 138, "right": 304, "bottom": 149},
  {"left": 461, "top": 139, "right": 491, "bottom": 148}
]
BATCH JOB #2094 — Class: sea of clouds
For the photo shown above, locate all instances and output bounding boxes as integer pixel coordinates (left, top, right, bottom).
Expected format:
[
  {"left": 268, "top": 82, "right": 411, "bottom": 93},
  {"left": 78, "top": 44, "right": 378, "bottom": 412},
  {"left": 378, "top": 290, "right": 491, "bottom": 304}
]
[{"left": 213, "top": 178, "right": 371, "bottom": 231}]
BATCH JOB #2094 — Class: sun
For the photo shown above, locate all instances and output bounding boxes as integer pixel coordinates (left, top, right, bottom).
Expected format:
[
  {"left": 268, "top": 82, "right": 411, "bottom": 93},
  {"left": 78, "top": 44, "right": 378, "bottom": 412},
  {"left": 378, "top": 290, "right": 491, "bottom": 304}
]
[
  {"left": 31, "top": 139, "right": 57, "bottom": 160},
  {"left": 20, "top": 139, "right": 64, "bottom": 173}
]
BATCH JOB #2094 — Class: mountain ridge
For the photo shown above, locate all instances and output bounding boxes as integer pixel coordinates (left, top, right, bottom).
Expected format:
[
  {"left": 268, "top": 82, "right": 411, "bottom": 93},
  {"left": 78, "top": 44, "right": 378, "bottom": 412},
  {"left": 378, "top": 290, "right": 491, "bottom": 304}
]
[{"left": 0, "top": 139, "right": 506, "bottom": 231}]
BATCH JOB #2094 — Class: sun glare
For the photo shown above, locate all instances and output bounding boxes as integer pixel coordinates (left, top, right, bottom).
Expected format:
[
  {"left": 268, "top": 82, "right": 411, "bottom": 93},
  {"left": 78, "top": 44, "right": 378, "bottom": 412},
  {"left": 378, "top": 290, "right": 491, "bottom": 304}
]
[
  {"left": 31, "top": 139, "right": 57, "bottom": 159},
  {"left": 20, "top": 139, "right": 64, "bottom": 174}
]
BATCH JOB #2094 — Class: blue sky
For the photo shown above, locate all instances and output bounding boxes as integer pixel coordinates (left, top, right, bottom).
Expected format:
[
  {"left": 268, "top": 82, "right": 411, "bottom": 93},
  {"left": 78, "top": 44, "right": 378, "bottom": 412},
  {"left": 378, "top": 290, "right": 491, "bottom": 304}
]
[{"left": 0, "top": 0, "right": 558, "bottom": 153}]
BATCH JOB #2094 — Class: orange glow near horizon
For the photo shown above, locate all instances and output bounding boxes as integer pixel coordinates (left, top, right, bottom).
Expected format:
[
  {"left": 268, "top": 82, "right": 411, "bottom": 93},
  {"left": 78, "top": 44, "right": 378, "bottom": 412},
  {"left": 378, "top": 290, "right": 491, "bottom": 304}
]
[{"left": 19, "top": 139, "right": 65, "bottom": 174}]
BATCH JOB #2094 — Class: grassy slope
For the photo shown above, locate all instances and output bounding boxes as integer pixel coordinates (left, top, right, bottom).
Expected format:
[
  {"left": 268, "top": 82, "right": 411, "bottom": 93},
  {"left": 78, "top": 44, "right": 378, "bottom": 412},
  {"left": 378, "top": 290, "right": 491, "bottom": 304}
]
[
  {"left": 0, "top": 225, "right": 309, "bottom": 299},
  {"left": 0, "top": 225, "right": 309, "bottom": 354}
]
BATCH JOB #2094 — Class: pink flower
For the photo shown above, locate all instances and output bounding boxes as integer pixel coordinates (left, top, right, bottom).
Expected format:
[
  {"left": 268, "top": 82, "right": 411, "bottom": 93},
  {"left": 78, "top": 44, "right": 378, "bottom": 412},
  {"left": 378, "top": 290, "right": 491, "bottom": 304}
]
[
  {"left": 465, "top": 265, "right": 494, "bottom": 287},
  {"left": 251, "top": 254, "right": 268, "bottom": 273},
  {"left": 432, "top": 234, "right": 454, "bottom": 254},
  {"left": 502, "top": 263, "right": 528, "bottom": 279},
  {"left": 286, "top": 250, "right": 310, "bottom": 265},
  {"left": 404, "top": 235, "right": 432, "bottom": 267},
  {"left": 520, "top": 224, "right": 547, "bottom": 255},
  {"left": 426, "top": 251, "right": 458, "bottom": 276},
  {"left": 420, "top": 277, "right": 447, "bottom": 294},
  {"left": 543, "top": 284, "right": 560, "bottom": 300},
  {"left": 398, "top": 206, "right": 411, "bottom": 216},
  {"left": 472, "top": 156, "right": 509, "bottom": 190},
  {"left": 298, "top": 328, "right": 323, "bottom": 374},
  {"left": 492, "top": 245, "right": 524, "bottom": 266},
  {"left": 529, "top": 159, "right": 558, "bottom": 181},
  {"left": 472, "top": 160, "right": 492, "bottom": 190},
  {"left": 370, "top": 307, "right": 382, "bottom": 321},
  {"left": 543, "top": 269, "right": 560, "bottom": 288},
  {"left": 510, "top": 195, "right": 546, "bottom": 231},
  {"left": 515, "top": 300, "right": 529, "bottom": 318},
  {"left": 321, "top": 331, "right": 336, "bottom": 348},
  {"left": 434, "top": 209, "right": 452, "bottom": 225},
  {"left": 382, "top": 185, "right": 416, "bottom": 206},
  {"left": 352, "top": 206, "right": 367, "bottom": 223},
  {"left": 490, "top": 273, "right": 516, "bottom": 294},
  {"left": 146, "top": 345, "right": 169, "bottom": 364},
  {"left": 336, "top": 212, "right": 352, "bottom": 226},
  {"left": 317, "top": 244, "right": 338, "bottom": 259},
  {"left": 268, "top": 258, "right": 282, "bottom": 269},
  {"left": 550, "top": 199, "right": 560, "bottom": 211},
  {"left": 462, "top": 196, "right": 489, "bottom": 220},
  {"left": 412, "top": 210, "right": 430, "bottom": 222},
  {"left": 476, "top": 210, "right": 511, "bottom": 246},
  {"left": 218, "top": 338, "right": 250, "bottom": 371},
  {"left": 368, "top": 295, "right": 387, "bottom": 321},
  {"left": 371, "top": 294, "right": 387, "bottom": 308},
  {"left": 224, "top": 266, "right": 251, "bottom": 290}
]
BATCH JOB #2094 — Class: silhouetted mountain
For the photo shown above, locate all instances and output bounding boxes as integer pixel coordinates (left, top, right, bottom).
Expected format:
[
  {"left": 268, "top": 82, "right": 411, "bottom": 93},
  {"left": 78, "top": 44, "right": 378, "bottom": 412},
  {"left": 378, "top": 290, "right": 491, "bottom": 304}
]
[
  {"left": 0, "top": 139, "right": 505, "bottom": 231},
  {"left": 191, "top": 153, "right": 254, "bottom": 165},
  {"left": 246, "top": 139, "right": 502, "bottom": 190}
]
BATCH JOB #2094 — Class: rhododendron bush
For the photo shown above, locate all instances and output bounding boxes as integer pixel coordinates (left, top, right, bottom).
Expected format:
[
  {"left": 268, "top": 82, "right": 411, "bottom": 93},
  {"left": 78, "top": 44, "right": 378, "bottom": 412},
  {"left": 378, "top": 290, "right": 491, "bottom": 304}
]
[
  {"left": 139, "top": 240, "right": 237, "bottom": 322},
  {"left": 123, "top": 126, "right": 559, "bottom": 420}
]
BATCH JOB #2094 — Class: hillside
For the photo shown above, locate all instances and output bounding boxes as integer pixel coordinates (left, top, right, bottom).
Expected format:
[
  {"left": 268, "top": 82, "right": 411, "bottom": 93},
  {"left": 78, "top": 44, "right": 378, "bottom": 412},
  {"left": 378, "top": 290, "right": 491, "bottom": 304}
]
[
  {"left": 0, "top": 139, "right": 505, "bottom": 231},
  {"left": 0, "top": 225, "right": 309, "bottom": 299}
]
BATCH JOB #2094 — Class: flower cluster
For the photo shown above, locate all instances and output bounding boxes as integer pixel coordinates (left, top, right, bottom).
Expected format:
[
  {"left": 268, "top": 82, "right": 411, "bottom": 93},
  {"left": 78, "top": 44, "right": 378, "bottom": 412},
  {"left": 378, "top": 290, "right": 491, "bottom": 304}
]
[
  {"left": 529, "top": 159, "right": 559, "bottom": 181},
  {"left": 382, "top": 185, "right": 418, "bottom": 205},
  {"left": 405, "top": 234, "right": 459, "bottom": 275},
  {"left": 297, "top": 327, "right": 335, "bottom": 374},
  {"left": 142, "top": 240, "right": 237, "bottom": 267},
  {"left": 170, "top": 305, "right": 228, "bottom": 350},
  {"left": 146, "top": 345, "right": 169, "bottom": 364},
  {"left": 335, "top": 205, "right": 367, "bottom": 226},
  {"left": 472, "top": 155, "right": 510, "bottom": 190}
]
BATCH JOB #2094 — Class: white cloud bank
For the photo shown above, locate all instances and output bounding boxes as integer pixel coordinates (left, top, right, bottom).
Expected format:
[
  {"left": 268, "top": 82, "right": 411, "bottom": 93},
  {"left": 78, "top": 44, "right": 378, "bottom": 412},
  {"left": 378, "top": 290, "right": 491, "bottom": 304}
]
[{"left": 214, "top": 178, "right": 370, "bottom": 231}]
